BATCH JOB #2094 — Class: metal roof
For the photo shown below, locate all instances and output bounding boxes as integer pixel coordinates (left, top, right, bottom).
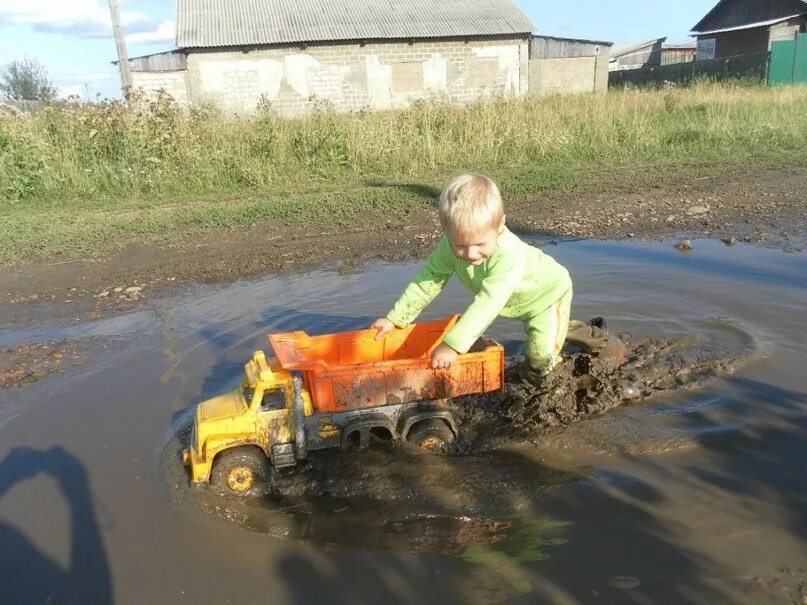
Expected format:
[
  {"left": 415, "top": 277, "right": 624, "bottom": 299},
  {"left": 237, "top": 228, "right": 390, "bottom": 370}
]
[
  {"left": 691, "top": 0, "right": 807, "bottom": 34},
  {"left": 113, "top": 50, "right": 187, "bottom": 72},
  {"left": 176, "top": 0, "right": 535, "bottom": 49},
  {"left": 691, "top": 13, "right": 806, "bottom": 35},
  {"left": 532, "top": 34, "right": 612, "bottom": 47},
  {"left": 609, "top": 38, "right": 666, "bottom": 59}
]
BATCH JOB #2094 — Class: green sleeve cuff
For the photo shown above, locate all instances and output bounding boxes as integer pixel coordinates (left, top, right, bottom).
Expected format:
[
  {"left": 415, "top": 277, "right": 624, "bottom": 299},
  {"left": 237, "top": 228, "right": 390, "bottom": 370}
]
[
  {"left": 442, "top": 329, "right": 474, "bottom": 354},
  {"left": 385, "top": 313, "right": 408, "bottom": 328}
]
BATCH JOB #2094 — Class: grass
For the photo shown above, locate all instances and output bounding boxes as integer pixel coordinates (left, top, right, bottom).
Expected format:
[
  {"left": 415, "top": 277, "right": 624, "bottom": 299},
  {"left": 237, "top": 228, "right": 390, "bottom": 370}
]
[{"left": 1, "top": 81, "right": 807, "bottom": 265}]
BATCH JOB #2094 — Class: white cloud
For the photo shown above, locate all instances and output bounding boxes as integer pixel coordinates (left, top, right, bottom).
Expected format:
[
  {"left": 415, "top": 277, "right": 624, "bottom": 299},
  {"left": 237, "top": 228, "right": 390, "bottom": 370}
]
[
  {"left": 0, "top": 0, "right": 159, "bottom": 39},
  {"left": 127, "top": 19, "right": 174, "bottom": 45}
]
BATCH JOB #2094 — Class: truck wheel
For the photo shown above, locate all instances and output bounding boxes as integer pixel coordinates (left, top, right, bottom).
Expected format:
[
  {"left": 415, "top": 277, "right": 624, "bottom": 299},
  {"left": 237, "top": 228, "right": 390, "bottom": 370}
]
[
  {"left": 210, "top": 448, "right": 269, "bottom": 497},
  {"left": 406, "top": 420, "right": 455, "bottom": 451}
]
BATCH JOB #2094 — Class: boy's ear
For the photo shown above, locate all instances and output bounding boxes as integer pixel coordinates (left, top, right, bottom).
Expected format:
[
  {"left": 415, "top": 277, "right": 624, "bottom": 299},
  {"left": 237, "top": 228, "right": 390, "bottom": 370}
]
[{"left": 499, "top": 214, "right": 507, "bottom": 232}]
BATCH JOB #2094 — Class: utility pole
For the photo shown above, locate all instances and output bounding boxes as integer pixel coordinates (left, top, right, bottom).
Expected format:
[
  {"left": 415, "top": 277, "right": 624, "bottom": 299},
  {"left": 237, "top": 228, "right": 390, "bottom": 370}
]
[{"left": 108, "top": 0, "right": 133, "bottom": 96}]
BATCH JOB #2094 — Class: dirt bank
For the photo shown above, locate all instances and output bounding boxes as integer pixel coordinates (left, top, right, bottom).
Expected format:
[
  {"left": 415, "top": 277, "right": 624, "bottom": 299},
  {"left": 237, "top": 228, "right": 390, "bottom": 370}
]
[{"left": 1, "top": 166, "right": 805, "bottom": 308}]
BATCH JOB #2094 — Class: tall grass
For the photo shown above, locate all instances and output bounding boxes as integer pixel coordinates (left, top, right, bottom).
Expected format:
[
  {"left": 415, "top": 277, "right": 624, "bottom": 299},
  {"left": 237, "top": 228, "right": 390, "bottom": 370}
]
[
  {"left": 2, "top": 82, "right": 806, "bottom": 207},
  {"left": 1, "top": 82, "right": 806, "bottom": 263}
]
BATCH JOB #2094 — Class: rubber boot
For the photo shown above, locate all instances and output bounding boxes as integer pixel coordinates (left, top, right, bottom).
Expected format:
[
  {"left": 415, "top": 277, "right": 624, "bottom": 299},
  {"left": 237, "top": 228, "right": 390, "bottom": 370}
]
[{"left": 566, "top": 318, "right": 627, "bottom": 372}]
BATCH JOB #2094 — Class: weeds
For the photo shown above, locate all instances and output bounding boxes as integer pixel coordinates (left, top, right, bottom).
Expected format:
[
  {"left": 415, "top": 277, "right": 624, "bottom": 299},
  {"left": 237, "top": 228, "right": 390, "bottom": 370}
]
[{"left": 0, "top": 82, "right": 806, "bottom": 263}]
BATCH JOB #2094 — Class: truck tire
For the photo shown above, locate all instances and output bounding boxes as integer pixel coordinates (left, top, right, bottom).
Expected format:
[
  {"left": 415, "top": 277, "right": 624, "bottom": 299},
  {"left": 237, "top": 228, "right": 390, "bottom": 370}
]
[
  {"left": 210, "top": 447, "right": 270, "bottom": 497},
  {"left": 406, "top": 419, "right": 455, "bottom": 451}
]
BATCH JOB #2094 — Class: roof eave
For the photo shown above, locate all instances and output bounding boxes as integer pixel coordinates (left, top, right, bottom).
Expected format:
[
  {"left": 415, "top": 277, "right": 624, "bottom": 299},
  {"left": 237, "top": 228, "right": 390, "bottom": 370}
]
[
  {"left": 532, "top": 34, "right": 613, "bottom": 46},
  {"left": 690, "top": 12, "right": 806, "bottom": 35},
  {"left": 691, "top": 0, "right": 731, "bottom": 33},
  {"left": 609, "top": 37, "right": 667, "bottom": 58},
  {"left": 177, "top": 31, "right": 533, "bottom": 51}
]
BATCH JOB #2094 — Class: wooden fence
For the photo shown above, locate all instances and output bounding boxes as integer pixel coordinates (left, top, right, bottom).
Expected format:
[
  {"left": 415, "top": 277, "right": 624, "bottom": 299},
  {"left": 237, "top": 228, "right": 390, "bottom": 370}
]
[{"left": 609, "top": 51, "right": 769, "bottom": 87}]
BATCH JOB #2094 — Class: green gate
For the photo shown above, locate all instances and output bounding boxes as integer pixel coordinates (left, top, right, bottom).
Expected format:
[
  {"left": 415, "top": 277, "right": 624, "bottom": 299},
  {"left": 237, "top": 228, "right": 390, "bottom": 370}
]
[{"left": 769, "top": 32, "right": 807, "bottom": 85}]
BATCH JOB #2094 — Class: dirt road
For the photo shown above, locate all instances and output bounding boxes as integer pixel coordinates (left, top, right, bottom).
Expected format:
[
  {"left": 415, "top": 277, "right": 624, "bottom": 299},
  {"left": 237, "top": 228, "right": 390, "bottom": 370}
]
[{"left": 1, "top": 166, "right": 805, "bottom": 308}]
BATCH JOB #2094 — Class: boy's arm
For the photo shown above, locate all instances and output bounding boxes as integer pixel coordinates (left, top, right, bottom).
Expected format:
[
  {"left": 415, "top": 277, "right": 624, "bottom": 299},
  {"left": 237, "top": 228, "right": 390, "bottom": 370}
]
[
  {"left": 442, "top": 254, "right": 523, "bottom": 353},
  {"left": 386, "top": 238, "right": 454, "bottom": 327}
]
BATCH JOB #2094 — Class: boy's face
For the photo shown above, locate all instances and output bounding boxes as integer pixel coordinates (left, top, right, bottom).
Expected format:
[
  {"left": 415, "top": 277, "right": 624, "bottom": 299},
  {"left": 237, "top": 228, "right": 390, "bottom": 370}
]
[{"left": 448, "top": 220, "right": 503, "bottom": 266}]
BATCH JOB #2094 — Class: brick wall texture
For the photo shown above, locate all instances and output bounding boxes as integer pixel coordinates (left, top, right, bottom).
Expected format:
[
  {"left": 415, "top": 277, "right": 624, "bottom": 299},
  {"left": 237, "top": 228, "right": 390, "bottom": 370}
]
[
  {"left": 529, "top": 55, "right": 608, "bottom": 95},
  {"left": 177, "top": 37, "right": 529, "bottom": 115},
  {"left": 131, "top": 71, "right": 189, "bottom": 106}
]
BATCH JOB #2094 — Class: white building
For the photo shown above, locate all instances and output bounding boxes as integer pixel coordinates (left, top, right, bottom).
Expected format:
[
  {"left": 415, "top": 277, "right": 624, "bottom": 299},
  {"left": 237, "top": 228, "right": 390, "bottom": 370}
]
[{"left": 128, "top": 0, "right": 534, "bottom": 116}]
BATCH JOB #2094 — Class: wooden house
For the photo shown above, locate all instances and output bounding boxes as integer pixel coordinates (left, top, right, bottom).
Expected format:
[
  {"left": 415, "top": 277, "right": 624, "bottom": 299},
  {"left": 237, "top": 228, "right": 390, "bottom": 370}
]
[{"left": 691, "top": 0, "right": 807, "bottom": 59}]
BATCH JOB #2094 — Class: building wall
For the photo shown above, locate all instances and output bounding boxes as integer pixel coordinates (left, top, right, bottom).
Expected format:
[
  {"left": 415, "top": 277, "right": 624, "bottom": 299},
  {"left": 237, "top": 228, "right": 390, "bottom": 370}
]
[
  {"left": 183, "top": 37, "right": 529, "bottom": 116},
  {"left": 769, "top": 16, "right": 807, "bottom": 45},
  {"left": 661, "top": 48, "right": 696, "bottom": 65},
  {"left": 530, "top": 36, "right": 606, "bottom": 59},
  {"left": 527, "top": 35, "right": 610, "bottom": 95},
  {"left": 131, "top": 70, "right": 190, "bottom": 106},
  {"left": 529, "top": 55, "right": 608, "bottom": 95},
  {"left": 698, "top": 17, "right": 807, "bottom": 58},
  {"left": 708, "top": 27, "right": 770, "bottom": 57}
]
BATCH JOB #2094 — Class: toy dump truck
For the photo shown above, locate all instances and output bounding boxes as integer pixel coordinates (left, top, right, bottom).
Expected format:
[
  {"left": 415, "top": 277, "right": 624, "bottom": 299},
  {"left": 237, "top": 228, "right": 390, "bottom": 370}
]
[{"left": 183, "top": 316, "right": 504, "bottom": 496}]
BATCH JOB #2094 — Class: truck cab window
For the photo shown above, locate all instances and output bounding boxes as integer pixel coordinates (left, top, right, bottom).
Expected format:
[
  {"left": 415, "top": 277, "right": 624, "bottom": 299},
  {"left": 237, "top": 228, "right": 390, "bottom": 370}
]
[
  {"left": 242, "top": 384, "right": 254, "bottom": 404},
  {"left": 261, "top": 388, "right": 286, "bottom": 411}
]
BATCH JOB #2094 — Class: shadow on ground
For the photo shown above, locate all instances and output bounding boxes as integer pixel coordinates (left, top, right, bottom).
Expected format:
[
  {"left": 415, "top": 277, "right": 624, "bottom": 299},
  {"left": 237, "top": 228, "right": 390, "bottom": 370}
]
[
  {"left": 364, "top": 179, "right": 443, "bottom": 203},
  {"left": 0, "top": 447, "right": 112, "bottom": 605}
]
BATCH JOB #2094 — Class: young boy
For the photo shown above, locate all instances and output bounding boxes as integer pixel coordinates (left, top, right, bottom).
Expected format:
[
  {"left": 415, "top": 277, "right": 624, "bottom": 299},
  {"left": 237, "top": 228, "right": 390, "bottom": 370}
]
[{"left": 371, "top": 173, "right": 576, "bottom": 381}]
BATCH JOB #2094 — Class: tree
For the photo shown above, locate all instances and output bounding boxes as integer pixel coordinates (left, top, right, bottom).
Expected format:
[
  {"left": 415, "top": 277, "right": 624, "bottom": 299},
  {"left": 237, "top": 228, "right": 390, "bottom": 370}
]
[{"left": 0, "top": 58, "right": 57, "bottom": 101}]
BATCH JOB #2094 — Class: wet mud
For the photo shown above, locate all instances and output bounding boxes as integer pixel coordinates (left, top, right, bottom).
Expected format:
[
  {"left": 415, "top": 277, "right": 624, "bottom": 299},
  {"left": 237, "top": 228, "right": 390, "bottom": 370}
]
[
  {"left": 488, "top": 327, "right": 754, "bottom": 438},
  {"left": 2, "top": 237, "right": 806, "bottom": 605},
  {"left": 0, "top": 338, "right": 104, "bottom": 388}
]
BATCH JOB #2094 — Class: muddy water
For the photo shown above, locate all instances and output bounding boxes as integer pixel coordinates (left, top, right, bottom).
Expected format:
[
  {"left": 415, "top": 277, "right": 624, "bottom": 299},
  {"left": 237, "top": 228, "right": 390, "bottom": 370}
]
[{"left": 1, "top": 238, "right": 806, "bottom": 605}]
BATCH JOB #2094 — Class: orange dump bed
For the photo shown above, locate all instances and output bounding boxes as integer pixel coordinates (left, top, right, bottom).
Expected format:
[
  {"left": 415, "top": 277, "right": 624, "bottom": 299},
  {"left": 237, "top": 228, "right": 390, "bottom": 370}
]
[{"left": 268, "top": 316, "right": 504, "bottom": 413}]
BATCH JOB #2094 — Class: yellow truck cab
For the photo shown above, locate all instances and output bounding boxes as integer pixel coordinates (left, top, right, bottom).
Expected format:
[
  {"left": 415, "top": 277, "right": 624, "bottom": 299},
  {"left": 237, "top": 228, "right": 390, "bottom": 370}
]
[{"left": 182, "top": 351, "right": 311, "bottom": 494}]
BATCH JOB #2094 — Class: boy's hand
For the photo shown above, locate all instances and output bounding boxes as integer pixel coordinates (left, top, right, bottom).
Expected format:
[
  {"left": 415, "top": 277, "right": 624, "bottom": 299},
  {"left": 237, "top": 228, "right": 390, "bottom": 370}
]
[
  {"left": 371, "top": 317, "right": 396, "bottom": 340},
  {"left": 431, "top": 343, "right": 458, "bottom": 369}
]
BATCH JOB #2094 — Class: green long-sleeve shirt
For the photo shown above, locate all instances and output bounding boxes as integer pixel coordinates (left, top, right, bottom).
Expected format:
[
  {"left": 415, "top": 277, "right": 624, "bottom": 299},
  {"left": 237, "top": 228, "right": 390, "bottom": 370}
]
[{"left": 386, "top": 228, "right": 572, "bottom": 353}]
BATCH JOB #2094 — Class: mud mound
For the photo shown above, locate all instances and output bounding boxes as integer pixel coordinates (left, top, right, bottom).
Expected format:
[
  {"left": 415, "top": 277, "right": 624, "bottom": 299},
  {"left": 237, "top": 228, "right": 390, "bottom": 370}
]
[{"left": 455, "top": 325, "right": 755, "bottom": 450}]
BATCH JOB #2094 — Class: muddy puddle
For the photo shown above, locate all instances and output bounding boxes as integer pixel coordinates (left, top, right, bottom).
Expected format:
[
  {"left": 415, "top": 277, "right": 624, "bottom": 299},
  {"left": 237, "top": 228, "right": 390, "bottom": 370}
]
[{"left": 2, "top": 238, "right": 807, "bottom": 604}]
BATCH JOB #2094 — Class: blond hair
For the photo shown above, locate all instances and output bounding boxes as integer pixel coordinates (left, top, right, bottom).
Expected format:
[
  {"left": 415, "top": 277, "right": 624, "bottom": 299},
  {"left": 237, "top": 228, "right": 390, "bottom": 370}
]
[{"left": 438, "top": 173, "right": 503, "bottom": 234}]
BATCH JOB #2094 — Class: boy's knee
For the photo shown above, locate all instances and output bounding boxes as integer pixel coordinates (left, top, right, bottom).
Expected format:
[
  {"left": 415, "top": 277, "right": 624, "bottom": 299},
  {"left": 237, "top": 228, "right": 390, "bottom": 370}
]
[
  {"left": 516, "top": 362, "right": 545, "bottom": 385},
  {"left": 522, "top": 353, "right": 558, "bottom": 381}
]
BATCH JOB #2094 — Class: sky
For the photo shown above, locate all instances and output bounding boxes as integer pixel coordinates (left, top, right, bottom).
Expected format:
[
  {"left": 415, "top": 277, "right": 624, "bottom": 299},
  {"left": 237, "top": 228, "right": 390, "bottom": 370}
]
[{"left": 0, "top": 0, "right": 719, "bottom": 100}]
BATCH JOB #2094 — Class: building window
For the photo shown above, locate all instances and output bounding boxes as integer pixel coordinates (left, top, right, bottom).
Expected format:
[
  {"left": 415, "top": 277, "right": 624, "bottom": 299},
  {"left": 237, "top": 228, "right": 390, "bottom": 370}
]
[
  {"left": 391, "top": 62, "right": 424, "bottom": 93},
  {"left": 467, "top": 58, "right": 500, "bottom": 88},
  {"left": 696, "top": 38, "right": 716, "bottom": 60}
]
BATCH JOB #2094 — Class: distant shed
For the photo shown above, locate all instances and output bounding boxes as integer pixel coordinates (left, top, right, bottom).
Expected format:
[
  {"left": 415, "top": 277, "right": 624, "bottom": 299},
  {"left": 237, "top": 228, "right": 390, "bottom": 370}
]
[
  {"left": 120, "top": 50, "right": 190, "bottom": 106},
  {"left": 661, "top": 43, "right": 696, "bottom": 65},
  {"left": 609, "top": 38, "right": 666, "bottom": 71},
  {"left": 529, "top": 35, "right": 612, "bottom": 94}
]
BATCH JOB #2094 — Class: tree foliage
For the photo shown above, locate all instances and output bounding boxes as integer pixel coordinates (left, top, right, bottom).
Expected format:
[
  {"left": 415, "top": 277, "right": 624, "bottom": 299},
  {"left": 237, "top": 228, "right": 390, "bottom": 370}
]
[{"left": 0, "top": 58, "right": 57, "bottom": 101}]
